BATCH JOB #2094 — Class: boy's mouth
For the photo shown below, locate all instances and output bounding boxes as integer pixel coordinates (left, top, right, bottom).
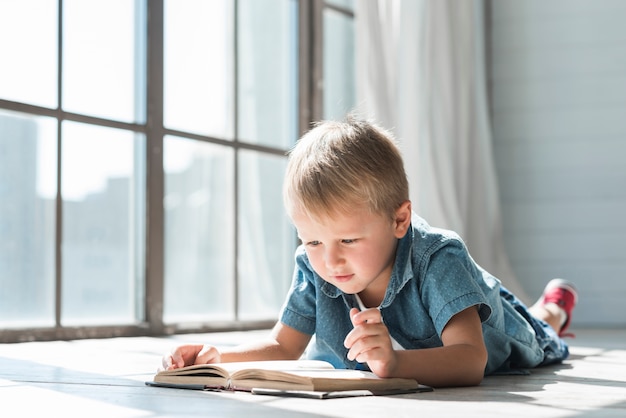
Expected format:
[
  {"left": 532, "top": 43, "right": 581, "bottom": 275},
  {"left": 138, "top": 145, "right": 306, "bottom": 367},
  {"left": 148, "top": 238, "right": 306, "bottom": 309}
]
[{"left": 332, "top": 274, "right": 354, "bottom": 283}]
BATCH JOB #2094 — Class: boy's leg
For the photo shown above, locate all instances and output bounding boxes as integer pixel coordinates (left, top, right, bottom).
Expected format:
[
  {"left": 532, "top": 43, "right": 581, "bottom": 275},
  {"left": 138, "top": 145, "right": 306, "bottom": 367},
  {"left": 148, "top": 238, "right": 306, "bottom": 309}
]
[
  {"left": 529, "top": 303, "right": 565, "bottom": 333},
  {"left": 529, "top": 278, "right": 578, "bottom": 337},
  {"left": 500, "top": 283, "right": 571, "bottom": 365}
]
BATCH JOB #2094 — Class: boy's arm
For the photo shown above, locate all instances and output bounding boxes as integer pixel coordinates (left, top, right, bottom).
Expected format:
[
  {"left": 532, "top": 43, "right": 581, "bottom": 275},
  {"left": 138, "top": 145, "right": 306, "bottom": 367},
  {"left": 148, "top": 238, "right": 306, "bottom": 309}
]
[
  {"left": 220, "top": 322, "right": 311, "bottom": 362},
  {"left": 163, "top": 322, "right": 311, "bottom": 369},
  {"left": 345, "top": 306, "right": 487, "bottom": 387}
]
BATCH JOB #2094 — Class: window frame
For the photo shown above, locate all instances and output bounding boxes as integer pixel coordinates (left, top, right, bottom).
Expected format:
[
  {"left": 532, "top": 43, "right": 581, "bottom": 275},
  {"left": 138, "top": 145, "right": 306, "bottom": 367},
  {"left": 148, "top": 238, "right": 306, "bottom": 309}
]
[{"left": 0, "top": 0, "right": 353, "bottom": 343}]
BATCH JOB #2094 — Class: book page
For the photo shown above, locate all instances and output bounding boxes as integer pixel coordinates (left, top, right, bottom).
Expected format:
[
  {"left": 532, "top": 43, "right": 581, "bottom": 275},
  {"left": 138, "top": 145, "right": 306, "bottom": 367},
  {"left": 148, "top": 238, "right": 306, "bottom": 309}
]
[
  {"left": 219, "top": 359, "right": 335, "bottom": 375},
  {"left": 154, "top": 360, "right": 334, "bottom": 386},
  {"left": 231, "top": 367, "right": 419, "bottom": 393}
]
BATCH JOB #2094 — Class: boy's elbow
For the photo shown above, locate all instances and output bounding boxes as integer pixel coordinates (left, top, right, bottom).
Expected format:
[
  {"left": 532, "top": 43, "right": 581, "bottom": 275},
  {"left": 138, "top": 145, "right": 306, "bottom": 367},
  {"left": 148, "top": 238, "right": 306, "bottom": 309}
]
[
  {"left": 437, "top": 345, "right": 487, "bottom": 388},
  {"left": 456, "top": 363, "right": 486, "bottom": 387},
  {"left": 471, "top": 346, "right": 488, "bottom": 386},
  {"left": 465, "top": 368, "right": 486, "bottom": 386},
  {"left": 461, "top": 344, "right": 488, "bottom": 387}
]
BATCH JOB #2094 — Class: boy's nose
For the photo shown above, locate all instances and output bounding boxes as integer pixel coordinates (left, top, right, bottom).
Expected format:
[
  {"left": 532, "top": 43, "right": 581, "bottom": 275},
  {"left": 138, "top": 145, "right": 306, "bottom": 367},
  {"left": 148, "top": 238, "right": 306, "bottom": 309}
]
[{"left": 324, "top": 247, "right": 344, "bottom": 269}]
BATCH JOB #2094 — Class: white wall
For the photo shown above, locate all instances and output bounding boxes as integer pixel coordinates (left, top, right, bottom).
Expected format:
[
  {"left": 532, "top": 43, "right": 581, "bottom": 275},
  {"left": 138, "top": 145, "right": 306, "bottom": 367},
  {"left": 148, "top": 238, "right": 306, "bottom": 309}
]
[{"left": 489, "top": 0, "right": 626, "bottom": 327}]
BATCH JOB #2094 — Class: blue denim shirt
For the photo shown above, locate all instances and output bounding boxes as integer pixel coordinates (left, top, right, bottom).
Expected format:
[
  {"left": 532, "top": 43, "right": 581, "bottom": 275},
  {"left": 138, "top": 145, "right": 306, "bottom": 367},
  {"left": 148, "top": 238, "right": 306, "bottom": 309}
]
[{"left": 280, "top": 214, "right": 551, "bottom": 375}]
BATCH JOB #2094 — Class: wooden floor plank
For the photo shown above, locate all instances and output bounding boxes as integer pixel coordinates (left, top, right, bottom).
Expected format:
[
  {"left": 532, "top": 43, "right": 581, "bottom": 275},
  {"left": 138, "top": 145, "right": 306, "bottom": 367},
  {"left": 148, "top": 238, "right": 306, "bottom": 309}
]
[{"left": 1, "top": 329, "right": 625, "bottom": 417}]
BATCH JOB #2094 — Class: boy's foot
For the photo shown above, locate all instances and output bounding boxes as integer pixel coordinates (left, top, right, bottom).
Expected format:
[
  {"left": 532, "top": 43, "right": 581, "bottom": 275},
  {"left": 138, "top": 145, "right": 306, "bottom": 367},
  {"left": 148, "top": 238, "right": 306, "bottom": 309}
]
[{"left": 539, "top": 278, "right": 578, "bottom": 337}]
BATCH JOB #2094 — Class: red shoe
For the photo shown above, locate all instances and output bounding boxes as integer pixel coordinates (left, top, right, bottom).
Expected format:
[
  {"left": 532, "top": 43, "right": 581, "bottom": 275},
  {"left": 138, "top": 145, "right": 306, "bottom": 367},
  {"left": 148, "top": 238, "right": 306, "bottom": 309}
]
[{"left": 540, "top": 279, "right": 578, "bottom": 337}]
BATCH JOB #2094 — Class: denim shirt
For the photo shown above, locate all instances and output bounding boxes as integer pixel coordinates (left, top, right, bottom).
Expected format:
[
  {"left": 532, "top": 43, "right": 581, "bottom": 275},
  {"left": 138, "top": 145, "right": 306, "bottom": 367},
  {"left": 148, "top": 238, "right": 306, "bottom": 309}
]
[{"left": 280, "top": 213, "right": 546, "bottom": 375}]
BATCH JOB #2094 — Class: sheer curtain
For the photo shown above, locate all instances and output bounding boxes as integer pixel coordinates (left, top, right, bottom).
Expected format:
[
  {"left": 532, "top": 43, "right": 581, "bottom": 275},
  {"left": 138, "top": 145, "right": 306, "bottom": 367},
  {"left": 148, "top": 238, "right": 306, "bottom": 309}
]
[{"left": 355, "top": 0, "right": 529, "bottom": 301}]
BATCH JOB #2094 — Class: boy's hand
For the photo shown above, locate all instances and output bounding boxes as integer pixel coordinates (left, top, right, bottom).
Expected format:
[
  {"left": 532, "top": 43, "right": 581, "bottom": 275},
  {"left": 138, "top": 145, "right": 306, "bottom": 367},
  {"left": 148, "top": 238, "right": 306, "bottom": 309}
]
[
  {"left": 343, "top": 308, "right": 398, "bottom": 377},
  {"left": 161, "top": 344, "right": 221, "bottom": 371}
]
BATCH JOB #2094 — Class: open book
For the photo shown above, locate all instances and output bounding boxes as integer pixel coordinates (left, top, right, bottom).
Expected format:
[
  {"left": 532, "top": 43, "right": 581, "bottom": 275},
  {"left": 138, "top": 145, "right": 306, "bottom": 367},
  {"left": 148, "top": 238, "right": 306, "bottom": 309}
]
[{"left": 148, "top": 360, "right": 428, "bottom": 396}]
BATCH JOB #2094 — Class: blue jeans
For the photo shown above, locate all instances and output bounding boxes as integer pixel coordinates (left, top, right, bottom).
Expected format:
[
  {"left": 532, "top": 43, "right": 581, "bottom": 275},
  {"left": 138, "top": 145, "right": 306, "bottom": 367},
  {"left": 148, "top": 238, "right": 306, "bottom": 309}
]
[{"left": 500, "top": 286, "right": 570, "bottom": 366}]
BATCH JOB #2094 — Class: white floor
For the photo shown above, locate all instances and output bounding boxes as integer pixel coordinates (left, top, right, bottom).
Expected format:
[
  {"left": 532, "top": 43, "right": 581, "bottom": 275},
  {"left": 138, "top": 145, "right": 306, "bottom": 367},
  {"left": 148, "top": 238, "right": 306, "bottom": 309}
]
[{"left": 1, "top": 328, "right": 625, "bottom": 417}]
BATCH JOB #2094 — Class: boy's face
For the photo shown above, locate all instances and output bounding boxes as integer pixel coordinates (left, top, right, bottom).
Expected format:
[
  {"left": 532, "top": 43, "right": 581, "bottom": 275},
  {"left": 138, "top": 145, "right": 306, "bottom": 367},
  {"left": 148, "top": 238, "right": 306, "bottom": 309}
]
[{"left": 292, "top": 203, "right": 411, "bottom": 301}]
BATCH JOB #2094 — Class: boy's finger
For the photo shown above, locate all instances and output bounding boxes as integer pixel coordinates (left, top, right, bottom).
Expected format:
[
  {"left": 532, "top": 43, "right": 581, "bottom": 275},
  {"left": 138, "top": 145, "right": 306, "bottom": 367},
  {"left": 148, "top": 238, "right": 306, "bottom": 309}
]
[
  {"left": 195, "top": 345, "right": 220, "bottom": 365},
  {"left": 351, "top": 308, "right": 382, "bottom": 325},
  {"left": 170, "top": 348, "right": 188, "bottom": 369},
  {"left": 349, "top": 308, "right": 360, "bottom": 324},
  {"left": 162, "top": 353, "right": 178, "bottom": 370}
]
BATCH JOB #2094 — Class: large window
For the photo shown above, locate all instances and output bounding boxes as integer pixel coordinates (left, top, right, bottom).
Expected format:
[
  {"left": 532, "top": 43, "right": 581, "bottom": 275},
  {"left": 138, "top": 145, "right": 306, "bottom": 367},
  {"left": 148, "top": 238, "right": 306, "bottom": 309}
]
[
  {"left": 0, "top": 0, "right": 147, "bottom": 333},
  {"left": 0, "top": 0, "right": 354, "bottom": 342}
]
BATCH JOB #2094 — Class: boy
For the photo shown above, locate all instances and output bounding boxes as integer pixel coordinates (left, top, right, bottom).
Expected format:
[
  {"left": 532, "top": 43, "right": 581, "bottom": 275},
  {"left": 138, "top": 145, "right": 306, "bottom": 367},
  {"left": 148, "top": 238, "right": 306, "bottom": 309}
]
[{"left": 163, "top": 118, "right": 578, "bottom": 387}]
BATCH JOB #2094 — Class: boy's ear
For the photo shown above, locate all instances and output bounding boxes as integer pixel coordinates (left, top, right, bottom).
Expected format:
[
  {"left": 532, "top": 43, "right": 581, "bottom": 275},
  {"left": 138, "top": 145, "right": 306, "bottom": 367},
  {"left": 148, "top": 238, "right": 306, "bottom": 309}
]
[{"left": 393, "top": 200, "right": 412, "bottom": 238}]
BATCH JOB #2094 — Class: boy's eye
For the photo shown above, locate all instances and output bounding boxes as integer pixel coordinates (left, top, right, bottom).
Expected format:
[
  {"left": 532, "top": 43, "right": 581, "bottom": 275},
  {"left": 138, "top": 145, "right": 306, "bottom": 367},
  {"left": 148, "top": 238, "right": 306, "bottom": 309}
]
[
  {"left": 341, "top": 239, "right": 356, "bottom": 244},
  {"left": 306, "top": 241, "right": 321, "bottom": 246}
]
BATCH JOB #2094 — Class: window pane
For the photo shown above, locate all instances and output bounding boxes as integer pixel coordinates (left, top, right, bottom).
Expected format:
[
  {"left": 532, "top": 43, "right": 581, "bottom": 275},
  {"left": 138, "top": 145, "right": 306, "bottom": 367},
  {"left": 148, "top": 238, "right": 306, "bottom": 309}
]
[
  {"left": 0, "top": 110, "right": 57, "bottom": 327},
  {"left": 164, "top": 0, "right": 233, "bottom": 138},
  {"left": 63, "top": 0, "right": 146, "bottom": 123},
  {"left": 238, "top": 150, "right": 294, "bottom": 320},
  {"left": 0, "top": 0, "right": 57, "bottom": 108},
  {"left": 238, "top": 0, "right": 298, "bottom": 148},
  {"left": 323, "top": 8, "right": 355, "bottom": 119},
  {"left": 163, "top": 137, "right": 235, "bottom": 322},
  {"left": 61, "top": 122, "right": 146, "bottom": 325}
]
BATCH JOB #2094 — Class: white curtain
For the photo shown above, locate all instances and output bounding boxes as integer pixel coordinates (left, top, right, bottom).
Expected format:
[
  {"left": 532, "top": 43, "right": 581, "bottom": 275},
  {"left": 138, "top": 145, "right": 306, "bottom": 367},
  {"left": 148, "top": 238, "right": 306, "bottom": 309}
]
[{"left": 355, "top": 0, "right": 529, "bottom": 302}]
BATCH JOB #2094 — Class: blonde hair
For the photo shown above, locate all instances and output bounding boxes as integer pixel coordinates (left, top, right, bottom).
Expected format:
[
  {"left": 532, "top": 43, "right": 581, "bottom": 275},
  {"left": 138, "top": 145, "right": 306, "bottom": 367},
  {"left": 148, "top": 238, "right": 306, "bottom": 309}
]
[{"left": 283, "top": 117, "right": 409, "bottom": 221}]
